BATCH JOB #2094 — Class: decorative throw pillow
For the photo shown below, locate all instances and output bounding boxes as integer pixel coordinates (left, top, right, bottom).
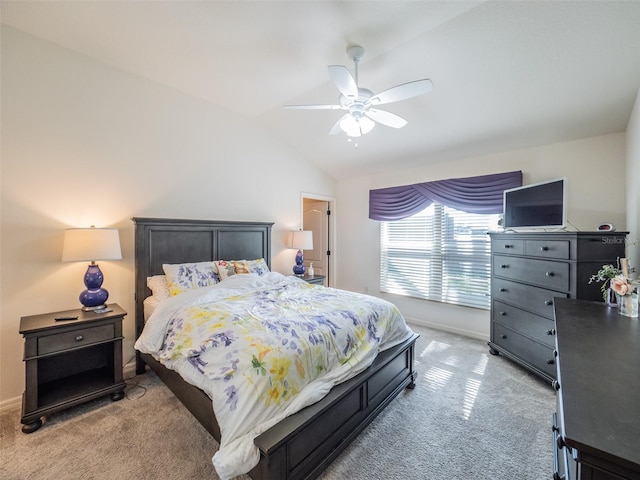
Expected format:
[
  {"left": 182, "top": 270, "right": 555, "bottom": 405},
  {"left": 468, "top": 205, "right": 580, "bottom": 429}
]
[
  {"left": 146, "top": 275, "right": 171, "bottom": 301},
  {"left": 162, "top": 261, "right": 219, "bottom": 296},
  {"left": 215, "top": 260, "right": 237, "bottom": 280},
  {"left": 247, "top": 258, "right": 270, "bottom": 275},
  {"left": 232, "top": 260, "right": 251, "bottom": 274}
]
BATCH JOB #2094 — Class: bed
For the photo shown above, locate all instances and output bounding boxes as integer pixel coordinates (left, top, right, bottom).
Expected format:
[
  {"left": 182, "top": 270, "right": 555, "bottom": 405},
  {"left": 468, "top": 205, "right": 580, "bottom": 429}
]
[{"left": 132, "top": 217, "right": 419, "bottom": 480}]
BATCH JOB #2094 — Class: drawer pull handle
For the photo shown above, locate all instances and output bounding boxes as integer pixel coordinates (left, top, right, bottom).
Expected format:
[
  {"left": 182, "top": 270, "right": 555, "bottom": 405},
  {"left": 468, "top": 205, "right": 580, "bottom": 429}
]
[
  {"left": 541, "top": 246, "right": 549, "bottom": 251},
  {"left": 545, "top": 271, "right": 555, "bottom": 277},
  {"left": 499, "top": 288, "right": 507, "bottom": 292},
  {"left": 500, "top": 264, "right": 509, "bottom": 269},
  {"left": 75, "top": 335, "right": 84, "bottom": 342},
  {"left": 499, "top": 311, "right": 506, "bottom": 316},
  {"left": 501, "top": 334, "right": 507, "bottom": 339},
  {"left": 546, "top": 329, "right": 556, "bottom": 336},
  {"left": 546, "top": 359, "right": 555, "bottom": 365},
  {"left": 545, "top": 300, "right": 553, "bottom": 306},
  {"left": 552, "top": 380, "right": 560, "bottom": 391},
  {"left": 504, "top": 244, "right": 512, "bottom": 249}
]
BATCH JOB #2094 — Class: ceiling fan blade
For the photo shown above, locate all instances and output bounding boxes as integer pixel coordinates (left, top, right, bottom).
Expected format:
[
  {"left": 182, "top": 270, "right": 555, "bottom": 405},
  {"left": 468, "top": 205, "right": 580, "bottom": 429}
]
[
  {"left": 328, "top": 65, "right": 358, "bottom": 99},
  {"left": 283, "top": 104, "right": 343, "bottom": 110},
  {"left": 329, "top": 114, "right": 349, "bottom": 135},
  {"left": 366, "top": 108, "right": 408, "bottom": 129},
  {"left": 369, "top": 79, "right": 433, "bottom": 105}
]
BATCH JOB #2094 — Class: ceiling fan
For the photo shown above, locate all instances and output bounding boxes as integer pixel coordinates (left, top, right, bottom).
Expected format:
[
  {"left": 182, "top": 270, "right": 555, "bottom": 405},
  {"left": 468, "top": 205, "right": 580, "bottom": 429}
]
[{"left": 284, "top": 44, "right": 433, "bottom": 138}]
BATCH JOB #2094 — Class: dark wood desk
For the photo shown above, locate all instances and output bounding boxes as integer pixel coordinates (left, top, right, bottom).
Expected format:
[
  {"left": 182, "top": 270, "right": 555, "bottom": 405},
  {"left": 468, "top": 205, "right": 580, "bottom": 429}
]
[{"left": 553, "top": 298, "right": 640, "bottom": 480}]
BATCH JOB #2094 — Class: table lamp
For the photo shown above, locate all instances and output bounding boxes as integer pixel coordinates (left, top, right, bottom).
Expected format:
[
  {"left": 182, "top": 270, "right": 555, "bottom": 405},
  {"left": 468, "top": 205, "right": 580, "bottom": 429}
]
[
  {"left": 290, "top": 230, "right": 313, "bottom": 276},
  {"left": 62, "top": 226, "right": 122, "bottom": 311}
]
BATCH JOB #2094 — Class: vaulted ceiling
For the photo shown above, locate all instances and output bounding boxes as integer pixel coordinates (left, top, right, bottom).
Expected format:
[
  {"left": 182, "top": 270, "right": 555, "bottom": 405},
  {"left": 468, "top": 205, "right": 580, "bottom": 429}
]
[{"left": 3, "top": 1, "right": 640, "bottom": 179}]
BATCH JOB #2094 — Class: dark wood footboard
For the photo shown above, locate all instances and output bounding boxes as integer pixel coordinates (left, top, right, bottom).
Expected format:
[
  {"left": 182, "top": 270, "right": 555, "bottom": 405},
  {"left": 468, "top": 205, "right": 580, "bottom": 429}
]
[
  {"left": 250, "top": 332, "right": 419, "bottom": 480},
  {"left": 141, "top": 333, "right": 418, "bottom": 480}
]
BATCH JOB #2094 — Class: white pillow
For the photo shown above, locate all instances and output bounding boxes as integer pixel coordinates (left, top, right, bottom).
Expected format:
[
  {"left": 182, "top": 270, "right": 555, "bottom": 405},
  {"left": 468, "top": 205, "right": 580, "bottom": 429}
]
[
  {"left": 247, "top": 258, "right": 270, "bottom": 275},
  {"left": 162, "top": 261, "right": 219, "bottom": 296},
  {"left": 146, "top": 275, "right": 171, "bottom": 301}
]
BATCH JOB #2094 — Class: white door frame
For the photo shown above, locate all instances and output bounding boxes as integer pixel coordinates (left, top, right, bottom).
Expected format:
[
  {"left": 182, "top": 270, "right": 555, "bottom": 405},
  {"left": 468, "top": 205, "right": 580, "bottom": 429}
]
[{"left": 301, "top": 192, "right": 336, "bottom": 287}]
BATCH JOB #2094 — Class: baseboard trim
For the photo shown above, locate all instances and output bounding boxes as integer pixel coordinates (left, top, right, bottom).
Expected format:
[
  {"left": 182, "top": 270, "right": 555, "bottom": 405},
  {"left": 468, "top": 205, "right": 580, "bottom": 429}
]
[
  {"left": 124, "top": 360, "right": 137, "bottom": 380},
  {"left": 0, "top": 396, "right": 21, "bottom": 414},
  {"left": 405, "top": 316, "right": 489, "bottom": 342}
]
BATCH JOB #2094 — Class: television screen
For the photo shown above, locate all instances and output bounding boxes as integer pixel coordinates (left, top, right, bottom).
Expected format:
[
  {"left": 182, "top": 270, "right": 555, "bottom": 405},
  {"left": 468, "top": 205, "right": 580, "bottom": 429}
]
[{"left": 503, "top": 178, "right": 566, "bottom": 229}]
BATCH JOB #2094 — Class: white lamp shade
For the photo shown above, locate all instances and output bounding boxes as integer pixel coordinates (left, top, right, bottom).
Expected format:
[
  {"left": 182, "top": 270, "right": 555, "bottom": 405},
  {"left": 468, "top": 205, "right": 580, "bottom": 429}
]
[
  {"left": 62, "top": 228, "right": 122, "bottom": 262},
  {"left": 290, "top": 230, "right": 313, "bottom": 250}
]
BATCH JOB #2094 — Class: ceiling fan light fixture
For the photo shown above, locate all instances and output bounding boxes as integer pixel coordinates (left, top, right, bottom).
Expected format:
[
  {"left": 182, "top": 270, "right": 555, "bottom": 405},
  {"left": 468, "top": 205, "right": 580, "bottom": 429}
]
[
  {"left": 339, "top": 115, "right": 361, "bottom": 137},
  {"left": 339, "top": 115, "right": 375, "bottom": 137},
  {"left": 359, "top": 116, "right": 375, "bottom": 134}
]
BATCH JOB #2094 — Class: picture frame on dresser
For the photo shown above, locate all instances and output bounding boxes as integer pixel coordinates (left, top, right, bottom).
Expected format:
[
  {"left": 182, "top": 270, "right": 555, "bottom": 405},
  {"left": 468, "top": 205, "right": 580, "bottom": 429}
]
[{"left": 488, "top": 231, "right": 627, "bottom": 383}]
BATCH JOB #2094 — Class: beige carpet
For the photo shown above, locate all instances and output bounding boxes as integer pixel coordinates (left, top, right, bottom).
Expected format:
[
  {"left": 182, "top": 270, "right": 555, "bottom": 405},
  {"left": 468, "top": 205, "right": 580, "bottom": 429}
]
[{"left": 0, "top": 324, "right": 555, "bottom": 480}]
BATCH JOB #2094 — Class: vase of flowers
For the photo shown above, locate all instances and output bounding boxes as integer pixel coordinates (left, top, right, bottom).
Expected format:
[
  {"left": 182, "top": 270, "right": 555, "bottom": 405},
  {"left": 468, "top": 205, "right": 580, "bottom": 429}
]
[
  {"left": 611, "top": 275, "right": 639, "bottom": 318},
  {"left": 589, "top": 262, "right": 623, "bottom": 307},
  {"left": 591, "top": 258, "right": 638, "bottom": 317}
]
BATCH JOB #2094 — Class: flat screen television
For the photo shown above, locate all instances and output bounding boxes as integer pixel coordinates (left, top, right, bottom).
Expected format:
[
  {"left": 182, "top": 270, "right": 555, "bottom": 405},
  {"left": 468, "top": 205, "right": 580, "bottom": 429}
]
[{"left": 503, "top": 178, "right": 566, "bottom": 230}]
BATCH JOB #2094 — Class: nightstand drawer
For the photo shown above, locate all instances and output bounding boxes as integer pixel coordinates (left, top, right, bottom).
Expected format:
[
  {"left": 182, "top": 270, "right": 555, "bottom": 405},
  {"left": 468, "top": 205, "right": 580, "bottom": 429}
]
[{"left": 38, "top": 324, "right": 115, "bottom": 355}]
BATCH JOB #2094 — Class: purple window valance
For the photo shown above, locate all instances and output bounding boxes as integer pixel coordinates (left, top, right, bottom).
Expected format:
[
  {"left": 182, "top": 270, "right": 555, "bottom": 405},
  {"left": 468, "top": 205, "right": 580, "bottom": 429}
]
[{"left": 369, "top": 170, "right": 523, "bottom": 221}]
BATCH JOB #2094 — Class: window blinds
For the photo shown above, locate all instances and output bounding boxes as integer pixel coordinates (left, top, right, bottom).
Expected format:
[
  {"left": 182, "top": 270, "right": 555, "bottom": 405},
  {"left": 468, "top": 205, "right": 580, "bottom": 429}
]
[{"left": 380, "top": 204, "right": 500, "bottom": 309}]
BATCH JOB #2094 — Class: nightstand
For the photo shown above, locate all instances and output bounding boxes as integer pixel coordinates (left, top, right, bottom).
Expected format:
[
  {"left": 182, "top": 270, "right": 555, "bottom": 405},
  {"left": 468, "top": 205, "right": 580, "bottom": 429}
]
[
  {"left": 300, "top": 274, "right": 326, "bottom": 286},
  {"left": 19, "top": 304, "right": 126, "bottom": 433}
]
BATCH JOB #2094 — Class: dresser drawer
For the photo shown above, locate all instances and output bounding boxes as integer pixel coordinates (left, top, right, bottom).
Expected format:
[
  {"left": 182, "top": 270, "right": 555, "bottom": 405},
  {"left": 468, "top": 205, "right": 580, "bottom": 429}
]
[
  {"left": 524, "top": 240, "right": 570, "bottom": 259},
  {"left": 38, "top": 324, "right": 115, "bottom": 355},
  {"left": 491, "top": 238, "right": 524, "bottom": 256},
  {"left": 492, "top": 323, "right": 557, "bottom": 378},
  {"left": 492, "top": 278, "right": 567, "bottom": 319},
  {"left": 493, "top": 255, "right": 570, "bottom": 291},
  {"left": 492, "top": 300, "right": 556, "bottom": 347}
]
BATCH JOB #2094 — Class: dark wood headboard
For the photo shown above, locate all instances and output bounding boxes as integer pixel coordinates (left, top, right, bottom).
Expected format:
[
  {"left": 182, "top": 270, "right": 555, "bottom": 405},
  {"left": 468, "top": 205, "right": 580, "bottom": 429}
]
[{"left": 131, "top": 217, "right": 273, "bottom": 371}]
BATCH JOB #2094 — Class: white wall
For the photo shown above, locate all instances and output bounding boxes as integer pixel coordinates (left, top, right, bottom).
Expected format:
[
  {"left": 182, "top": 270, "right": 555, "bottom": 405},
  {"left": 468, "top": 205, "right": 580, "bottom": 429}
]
[
  {"left": 626, "top": 89, "right": 640, "bottom": 269},
  {"left": 0, "top": 27, "right": 336, "bottom": 406},
  {"left": 335, "top": 133, "right": 627, "bottom": 339}
]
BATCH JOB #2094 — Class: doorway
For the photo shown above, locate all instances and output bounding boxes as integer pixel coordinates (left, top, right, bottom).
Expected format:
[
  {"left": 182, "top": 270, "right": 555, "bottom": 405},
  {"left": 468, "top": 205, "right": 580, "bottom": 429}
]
[{"left": 302, "top": 194, "right": 335, "bottom": 287}]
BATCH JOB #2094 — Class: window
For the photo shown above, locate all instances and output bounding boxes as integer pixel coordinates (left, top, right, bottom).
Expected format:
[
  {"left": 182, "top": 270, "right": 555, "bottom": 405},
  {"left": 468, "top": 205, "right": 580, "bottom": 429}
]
[{"left": 380, "top": 203, "right": 501, "bottom": 309}]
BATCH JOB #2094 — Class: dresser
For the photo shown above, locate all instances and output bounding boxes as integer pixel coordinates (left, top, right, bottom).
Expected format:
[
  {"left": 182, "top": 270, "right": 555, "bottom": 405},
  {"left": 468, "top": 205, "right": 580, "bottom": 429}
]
[
  {"left": 489, "top": 231, "right": 626, "bottom": 383},
  {"left": 553, "top": 298, "right": 640, "bottom": 480},
  {"left": 19, "top": 304, "right": 126, "bottom": 433}
]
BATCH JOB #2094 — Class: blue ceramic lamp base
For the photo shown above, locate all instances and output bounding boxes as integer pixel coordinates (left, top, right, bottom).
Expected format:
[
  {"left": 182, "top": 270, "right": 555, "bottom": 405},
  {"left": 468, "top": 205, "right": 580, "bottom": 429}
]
[
  {"left": 79, "top": 263, "right": 109, "bottom": 311},
  {"left": 292, "top": 249, "right": 306, "bottom": 276}
]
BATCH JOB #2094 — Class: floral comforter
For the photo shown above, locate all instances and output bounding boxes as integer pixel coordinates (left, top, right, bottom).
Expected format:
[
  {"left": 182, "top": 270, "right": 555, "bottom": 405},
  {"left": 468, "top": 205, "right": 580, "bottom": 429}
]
[{"left": 135, "top": 272, "right": 413, "bottom": 480}]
